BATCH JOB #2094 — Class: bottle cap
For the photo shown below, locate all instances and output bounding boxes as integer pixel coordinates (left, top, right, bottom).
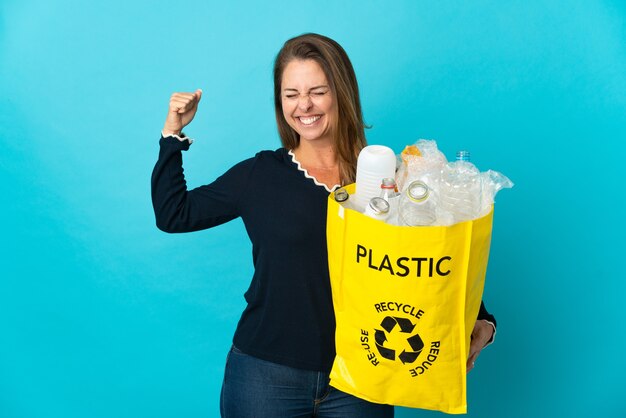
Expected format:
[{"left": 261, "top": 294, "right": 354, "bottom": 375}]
[
  {"left": 334, "top": 188, "right": 349, "bottom": 203},
  {"left": 407, "top": 181, "right": 429, "bottom": 202},
  {"left": 367, "top": 197, "right": 390, "bottom": 215},
  {"left": 381, "top": 178, "right": 396, "bottom": 189}
]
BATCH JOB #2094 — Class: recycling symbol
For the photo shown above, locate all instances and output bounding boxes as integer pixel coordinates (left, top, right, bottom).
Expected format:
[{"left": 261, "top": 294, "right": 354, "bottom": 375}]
[{"left": 374, "top": 316, "right": 424, "bottom": 364}]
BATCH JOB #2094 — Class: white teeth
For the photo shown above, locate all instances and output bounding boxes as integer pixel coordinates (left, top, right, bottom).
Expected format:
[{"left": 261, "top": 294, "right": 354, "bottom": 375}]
[{"left": 299, "top": 115, "right": 321, "bottom": 125}]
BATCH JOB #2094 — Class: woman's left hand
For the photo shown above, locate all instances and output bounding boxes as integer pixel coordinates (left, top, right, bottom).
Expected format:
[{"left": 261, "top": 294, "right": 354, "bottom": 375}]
[{"left": 466, "top": 319, "right": 494, "bottom": 373}]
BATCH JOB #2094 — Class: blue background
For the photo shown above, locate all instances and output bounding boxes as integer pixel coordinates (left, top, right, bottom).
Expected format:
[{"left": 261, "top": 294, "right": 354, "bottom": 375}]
[{"left": 1, "top": 1, "right": 625, "bottom": 417}]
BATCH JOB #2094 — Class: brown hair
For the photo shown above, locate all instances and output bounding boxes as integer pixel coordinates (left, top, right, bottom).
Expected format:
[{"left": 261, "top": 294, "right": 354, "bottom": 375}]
[{"left": 273, "top": 33, "right": 367, "bottom": 185}]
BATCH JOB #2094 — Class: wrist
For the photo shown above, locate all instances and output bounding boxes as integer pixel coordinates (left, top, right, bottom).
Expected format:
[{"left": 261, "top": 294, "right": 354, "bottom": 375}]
[{"left": 162, "top": 128, "right": 182, "bottom": 137}]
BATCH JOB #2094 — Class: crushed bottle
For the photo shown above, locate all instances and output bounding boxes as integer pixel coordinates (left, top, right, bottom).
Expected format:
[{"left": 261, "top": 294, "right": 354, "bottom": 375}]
[{"left": 438, "top": 150, "right": 483, "bottom": 224}]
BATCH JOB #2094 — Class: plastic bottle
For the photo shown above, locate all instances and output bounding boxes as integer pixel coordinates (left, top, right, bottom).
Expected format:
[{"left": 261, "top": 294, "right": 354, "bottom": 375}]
[
  {"left": 354, "top": 145, "right": 396, "bottom": 211},
  {"left": 379, "top": 178, "right": 399, "bottom": 224},
  {"left": 364, "top": 197, "right": 390, "bottom": 222},
  {"left": 398, "top": 181, "right": 437, "bottom": 226},
  {"left": 439, "top": 150, "right": 482, "bottom": 223}
]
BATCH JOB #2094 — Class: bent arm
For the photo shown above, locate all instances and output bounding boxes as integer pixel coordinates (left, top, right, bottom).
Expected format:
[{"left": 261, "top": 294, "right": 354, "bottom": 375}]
[{"left": 151, "top": 135, "right": 245, "bottom": 233}]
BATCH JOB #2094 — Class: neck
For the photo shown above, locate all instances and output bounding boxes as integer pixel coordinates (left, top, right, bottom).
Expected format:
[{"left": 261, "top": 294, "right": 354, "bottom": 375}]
[{"left": 293, "top": 140, "right": 337, "bottom": 169}]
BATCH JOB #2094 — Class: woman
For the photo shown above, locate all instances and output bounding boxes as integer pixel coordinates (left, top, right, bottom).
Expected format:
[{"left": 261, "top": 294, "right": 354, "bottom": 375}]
[{"left": 152, "top": 33, "right": 495, "bottom": 418}]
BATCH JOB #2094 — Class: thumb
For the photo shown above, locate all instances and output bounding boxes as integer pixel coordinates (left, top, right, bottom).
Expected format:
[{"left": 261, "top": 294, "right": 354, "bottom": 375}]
[{"left": 195, "top": 88, "right": 203, "bottom": 103}]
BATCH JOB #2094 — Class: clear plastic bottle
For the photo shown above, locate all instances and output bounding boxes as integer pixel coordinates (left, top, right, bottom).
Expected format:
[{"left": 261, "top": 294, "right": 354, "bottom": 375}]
[
  {"left": 364, "top": 197, "right": 390, "bottom": 222},
  {"left": 439, "top": 150, "right": 482, "bottom": 223},
  {"left": 379, "top": 178, "right": 400, "bottom": 224},
  {"left": 398, "top": 181, "right": 437, "bottom": 226}
]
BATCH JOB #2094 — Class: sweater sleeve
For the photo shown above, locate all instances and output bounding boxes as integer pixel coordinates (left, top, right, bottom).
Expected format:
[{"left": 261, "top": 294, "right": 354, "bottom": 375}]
[{"left": 151, "top": 135, "right": 251, "bottom": 233}]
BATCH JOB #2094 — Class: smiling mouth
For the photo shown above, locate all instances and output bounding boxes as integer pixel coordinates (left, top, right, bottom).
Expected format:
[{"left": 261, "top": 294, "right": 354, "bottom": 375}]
[{"left": 298, "top": 115, "right": 322, "bottom": 126}]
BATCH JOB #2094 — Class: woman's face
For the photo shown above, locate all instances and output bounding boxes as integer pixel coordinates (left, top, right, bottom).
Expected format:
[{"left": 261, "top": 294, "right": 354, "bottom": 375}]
[{"left": 281, "top": 59, "right": 336, "bottom": 146}]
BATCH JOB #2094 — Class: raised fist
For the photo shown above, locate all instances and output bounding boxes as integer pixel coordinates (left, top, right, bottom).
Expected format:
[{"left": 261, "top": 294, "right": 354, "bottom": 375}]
[{"left": 162, "top": 89, "right": 202, "bottom": 136}]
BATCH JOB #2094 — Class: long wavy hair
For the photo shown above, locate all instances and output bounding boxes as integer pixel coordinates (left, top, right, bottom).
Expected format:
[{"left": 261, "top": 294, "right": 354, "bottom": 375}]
[{"left": 273, "top": 33, "right": 367, "bottom": 185}]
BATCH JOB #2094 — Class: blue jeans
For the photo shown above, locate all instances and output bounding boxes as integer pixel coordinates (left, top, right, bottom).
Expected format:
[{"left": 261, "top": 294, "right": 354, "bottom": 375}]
[{"left": 220, "top": 346, "right": 394, "bottom": 418}]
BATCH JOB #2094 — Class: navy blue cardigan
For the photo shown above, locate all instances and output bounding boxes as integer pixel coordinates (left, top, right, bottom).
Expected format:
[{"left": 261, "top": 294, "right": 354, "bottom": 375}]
[{"left": 151, "top": 135, "right": 496, "bottom": 372}]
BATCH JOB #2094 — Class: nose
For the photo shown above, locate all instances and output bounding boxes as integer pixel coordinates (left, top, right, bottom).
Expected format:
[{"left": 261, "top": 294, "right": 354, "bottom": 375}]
[{"left": 297, "top": 94, "right": 313, "bottom": 112}]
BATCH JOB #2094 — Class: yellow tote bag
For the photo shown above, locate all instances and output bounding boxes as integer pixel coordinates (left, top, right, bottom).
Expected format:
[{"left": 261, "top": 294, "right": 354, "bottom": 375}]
[{"left": 327, "top": 184, "right": 493, "bottom": 414}]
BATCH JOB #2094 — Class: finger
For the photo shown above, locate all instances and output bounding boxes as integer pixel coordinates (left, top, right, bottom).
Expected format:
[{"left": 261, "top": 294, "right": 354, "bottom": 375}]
[
  {"left": 468, "top": 334, "right": 481, "bottom": 356},
  {"left": 170, "top": 98, "right": 196, "bottom": 113},
  {"left": 170, "top": 95, "right": 198, "bottom": 110},
  {"left": 469, "top": 349, "right": 480, "bottom": 363},
  {"left": 466, "top": 350, "right": 480, "bottom": 373},
  {"left": 466, "top": 337, "right": 482, "bottom": 370},
  {"left": 187, "top": 90, "right": 202, "bottom": 110},
  {"left": 466, "top": 358, "right": 475, "bottom": 372},
  {"left": 169, "top": 97, "right": 190, "bottom": 107},
  {"left": 168, "top": 102, "right": 187, "bottom": 114},
  {"left": 178, "top": 99, "right": 198, "bottom": 113},
  {"left": 170, "top": 92, "right": 198, "bottom": 101},
  {"left": 190, "top": 90, "right": 202, "bottom": 109}
]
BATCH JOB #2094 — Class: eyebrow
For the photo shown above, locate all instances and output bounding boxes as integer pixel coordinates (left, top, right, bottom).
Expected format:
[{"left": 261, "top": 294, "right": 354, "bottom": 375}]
[{"left": 283, "top": 85, "right": 329, "bottom": 92}]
